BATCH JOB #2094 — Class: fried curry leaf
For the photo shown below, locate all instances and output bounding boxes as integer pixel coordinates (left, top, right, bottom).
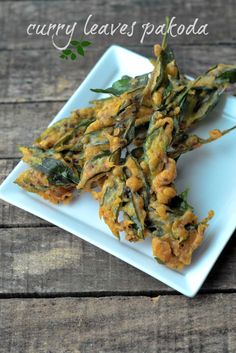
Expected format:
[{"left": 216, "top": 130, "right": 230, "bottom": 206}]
[
  {"left": 15, "top": 168, "right": 75, "bottom": 203},
  {"left": 122, "top": 197, "right": 144, "bottom": 240},
  {"left": 99, "top": 173, "right": 125, "bottom": 238},
  {"left": 193, "top": 64, "right": 236, "bottom": 90},
  {"left": 78, "top": 151, "right": 113, "bottom": 189},
  {"left": 37, "top": 158, "right": 80, "bottom": 185},
  {"left": 91, "top": 74, "right": 149, "bottom": 96},
  {"left": 154, "top": 256, "right": 165, "bottom": 265},
  {"left": 215, "top": 67, "right": 236, "bottom": 84},
  {"left": 15, "top": 29, "right": 236, "bottom": 270},
  {"left": 176, "top": 88, "right": 220, "bottom": 132},
  {"left": 169, "top": 188, "right": 193, "bottom": 215},
  {"left": 19, "top": 146, "right": 80, "bottom": 186},
  {"left": 34, "top": 109, "right": 95, "bottom": 150}
]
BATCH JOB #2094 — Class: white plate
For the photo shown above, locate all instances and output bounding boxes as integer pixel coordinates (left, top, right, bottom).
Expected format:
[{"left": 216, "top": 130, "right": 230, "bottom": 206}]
[{"left": 1, "top": 45, "right": 236, "bottom": 297}]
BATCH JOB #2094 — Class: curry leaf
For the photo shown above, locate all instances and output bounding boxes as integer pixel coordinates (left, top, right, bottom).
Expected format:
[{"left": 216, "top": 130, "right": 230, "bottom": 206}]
[
  {"left": 77, "top": 46, "right": 85, "bottom": 56},
  {"left": 81, "top": 41, "right": 92, "bottom": 47},
  {"left": 19, "top": 147, "right": 80, "bottom": 186},
  {"left": 169, "top": 188, "right": 193, "bottom": 215},
  {"left": 216, "top": 67, "right": 236, "bottom": 84},
  {"left": 71, "top": 40, "right": 80, "bottom": 46},
  {"left": 91, "top": 73, "right": 149, "bottom": 96},
  {"left": 63, "top": 49, "right": 72, "bottom": 56},
  {"left": 154, "top": 256, "right": 165, "bottom": 265},
  {"left": 36, "top": 158, "right": 80, "bottom": 185},
  {"left": 71, "top": 53, "right": 77, "bottom": 60}
]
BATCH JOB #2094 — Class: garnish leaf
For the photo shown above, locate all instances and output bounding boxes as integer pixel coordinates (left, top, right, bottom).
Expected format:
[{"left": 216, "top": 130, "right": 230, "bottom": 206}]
[
  {"left": 63, "top": 49, "right": 72, "bottom": 55},
  {"left": 71, "top": 40, "right": 80, "bottom": 46},
  {"left": 77, "top": 46, "right": 85, "bottom": 56},
  {"left": 81, "top": 41, "right": 92, "bottom": 47}
]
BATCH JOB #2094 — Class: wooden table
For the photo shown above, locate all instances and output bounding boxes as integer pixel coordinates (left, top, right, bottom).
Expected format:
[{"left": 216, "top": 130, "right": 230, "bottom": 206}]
[{"left": 0, "top": 1, "right": 235, "bottom": 352}]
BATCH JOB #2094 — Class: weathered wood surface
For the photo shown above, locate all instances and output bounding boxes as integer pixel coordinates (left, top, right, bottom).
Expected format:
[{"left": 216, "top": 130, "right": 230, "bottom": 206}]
[
  {"left": 0, "top": 0, "right": 236, "bottom": 50},
  {"left": 0, "top": 0, "right": 236, "bottom": 351},
  {"left": 0, "top": 294, "right": 235, "bottom": 353},
  {"left": 0, "top": 102, "right": 63, "bottom": 157},
  {"left": 0, "top": 226, "right": 235, "bottom": 295},
  {"left": 0, "top": 46, "right": 236, "bottom": 103}
]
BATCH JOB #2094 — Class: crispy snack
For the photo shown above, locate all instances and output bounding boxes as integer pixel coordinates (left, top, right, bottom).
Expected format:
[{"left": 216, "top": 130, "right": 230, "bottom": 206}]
[{"left": 15, "top": 32, "right": 236, "bottom": 270}]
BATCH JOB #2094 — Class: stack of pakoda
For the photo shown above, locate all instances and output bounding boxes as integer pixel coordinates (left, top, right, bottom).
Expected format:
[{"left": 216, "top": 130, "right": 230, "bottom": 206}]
[{"left": 16, "top": 36, "right": 236, "bottom": 270}]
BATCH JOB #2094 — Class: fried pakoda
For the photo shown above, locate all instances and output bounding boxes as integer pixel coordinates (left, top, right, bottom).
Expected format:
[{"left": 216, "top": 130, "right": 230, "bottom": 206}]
[{"left": 16, "top": 32, "right": 236, "bottom": 270}]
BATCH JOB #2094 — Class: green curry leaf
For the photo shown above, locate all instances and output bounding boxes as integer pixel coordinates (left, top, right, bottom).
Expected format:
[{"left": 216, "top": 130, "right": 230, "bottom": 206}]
[{"left": 91, "top": 74, "right": 149, "bottom": 96}]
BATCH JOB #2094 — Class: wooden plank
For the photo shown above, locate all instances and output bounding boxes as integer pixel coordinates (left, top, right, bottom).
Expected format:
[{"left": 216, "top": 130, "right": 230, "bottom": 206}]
[
  {"left": 0, "top": 0, "right": 235, "bottom": 51},
  {"left": 1, "top": 45, "right": 236, "bottom": 103},
  {"left": 0, "top": 102, "right": 64, "bottom": 158},
  {"left": 0, "top": 226, "right": 235, "bottom": 294},
  {"left": 0, "top": 294, "right": 235, "bottom": 353}
]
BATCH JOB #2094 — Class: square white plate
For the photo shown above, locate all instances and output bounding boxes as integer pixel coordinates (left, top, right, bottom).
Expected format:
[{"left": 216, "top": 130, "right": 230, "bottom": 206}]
[{"left": 1, "top": 45, "right": 236, "bottom": 297}]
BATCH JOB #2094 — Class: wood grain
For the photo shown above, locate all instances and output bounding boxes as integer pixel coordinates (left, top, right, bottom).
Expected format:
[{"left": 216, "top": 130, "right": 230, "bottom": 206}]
[
  {"left": 0, "top": 0, "right": 236, "bottom": 51},
  {"left": 0, "top": 45, "right": 236, "bottom": 103},
  {"left": 0, "top": 102, "right": 64, "bottom": 157},
  {"left": 0, "top": 226, "right": 235, "bottom": 294},
  {"left": 0, "top": 294, "right": 235, "bottom": 353},
  {"left": 0, "top": 0, "right": 235, "bottom": 350}
]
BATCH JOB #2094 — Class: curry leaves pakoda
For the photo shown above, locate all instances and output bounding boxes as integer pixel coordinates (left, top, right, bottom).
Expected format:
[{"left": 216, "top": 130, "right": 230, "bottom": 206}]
[{"left": 16, "top": 34, "right": 236, "bottom": 270}]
